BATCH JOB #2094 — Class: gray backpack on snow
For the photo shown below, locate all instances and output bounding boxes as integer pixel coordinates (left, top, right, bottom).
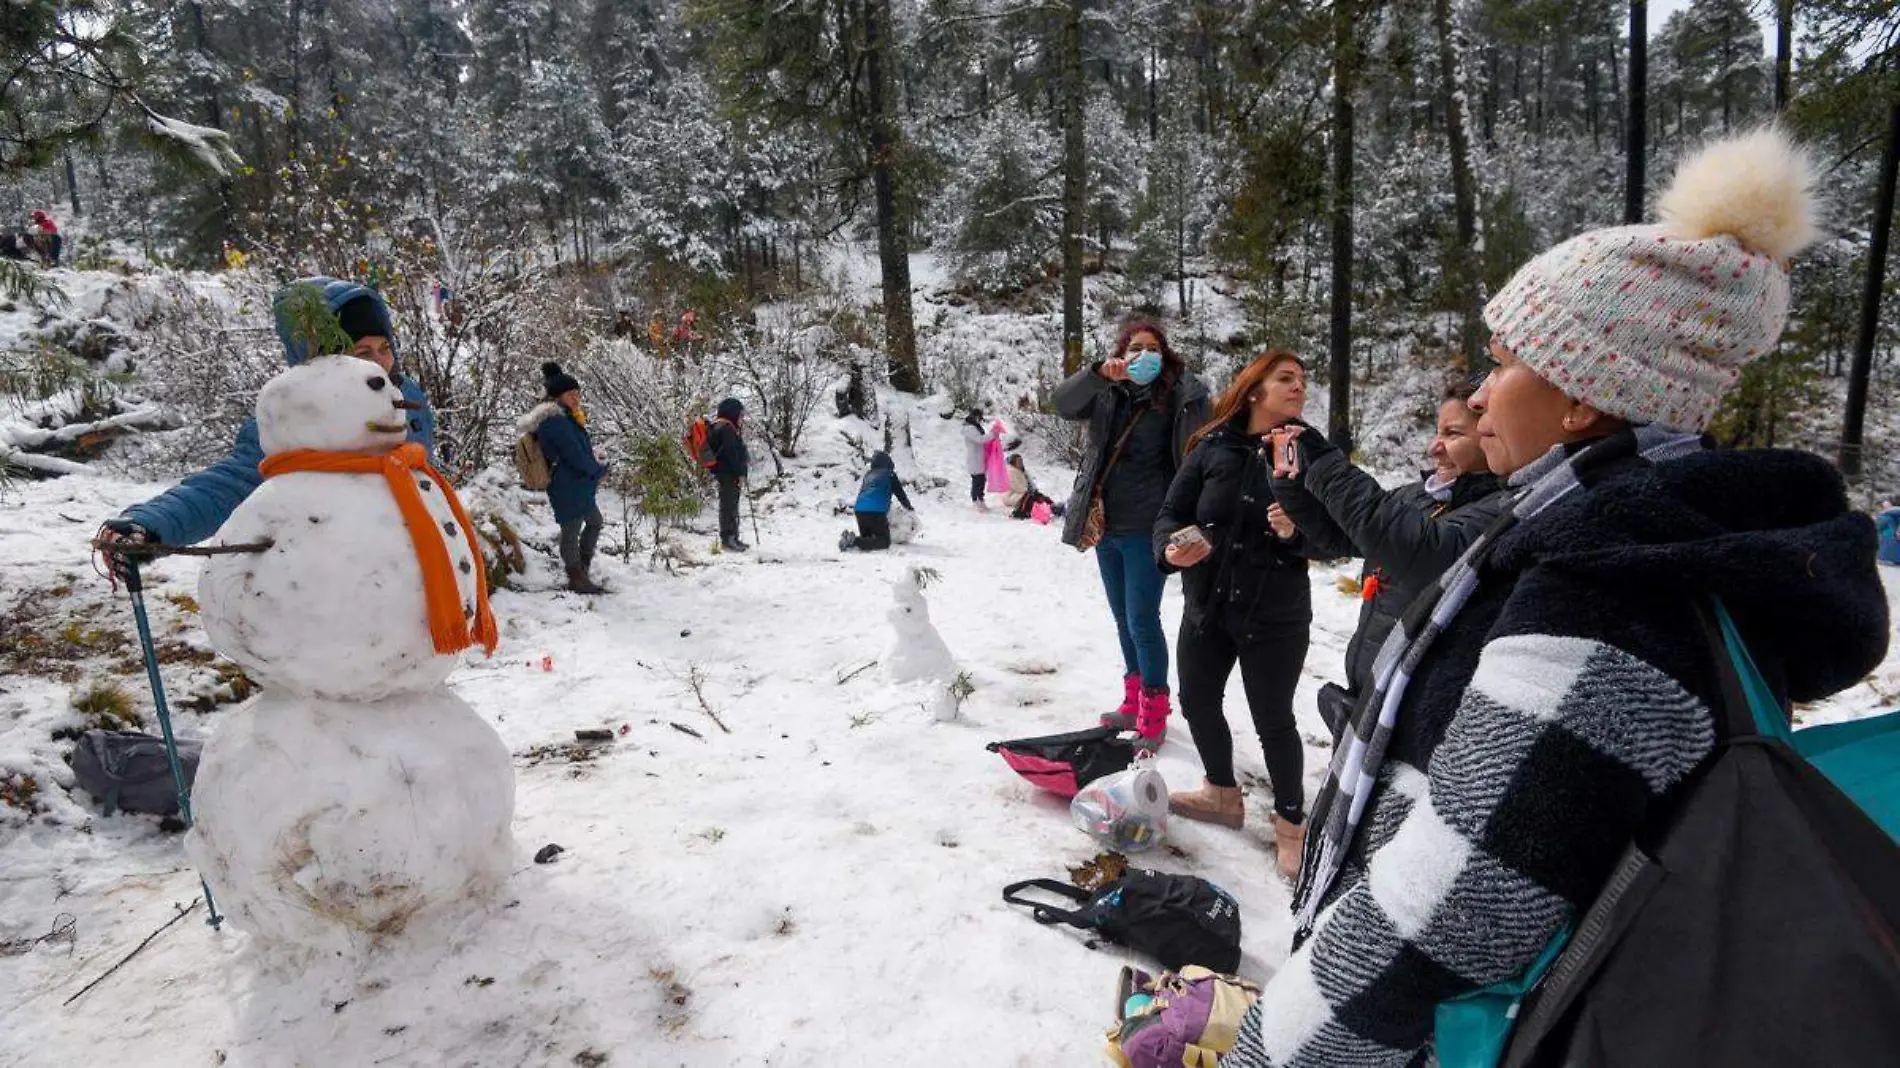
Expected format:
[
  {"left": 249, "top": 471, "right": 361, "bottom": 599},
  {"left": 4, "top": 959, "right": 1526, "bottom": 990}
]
[{"left": 69, "top": 730, "right": 201, "bottom": 816}]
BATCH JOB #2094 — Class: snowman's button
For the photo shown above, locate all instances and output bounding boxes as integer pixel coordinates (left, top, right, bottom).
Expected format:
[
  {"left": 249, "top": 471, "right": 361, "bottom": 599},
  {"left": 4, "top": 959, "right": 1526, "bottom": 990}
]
[
  {"left": 443, "top": 521, "right": 457, "bottom": 538},
  {"left": 458, "top": 558, "right": 472, "bottom": 575},
  {"left": 464, "top": 602, "right": 475, "bottom": 619},
  {"left": 419, "top": 480, "right": 434, "bottom": 492}
]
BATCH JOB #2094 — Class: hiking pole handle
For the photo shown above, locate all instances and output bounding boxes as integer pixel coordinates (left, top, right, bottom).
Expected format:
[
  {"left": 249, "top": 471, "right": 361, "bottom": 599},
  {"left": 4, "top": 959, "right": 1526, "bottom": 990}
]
[{"left": 123, "top": 557, "right": 224, "bottom": 931}]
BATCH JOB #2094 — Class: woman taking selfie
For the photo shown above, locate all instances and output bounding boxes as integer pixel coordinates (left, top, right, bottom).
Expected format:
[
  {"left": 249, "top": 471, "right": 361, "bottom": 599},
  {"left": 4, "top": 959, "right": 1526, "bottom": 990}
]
[
  {"left": 1056, "top": 319, "right": 1211, "bottom": 752},
  {"left": 1224, "top": 130, "right": 1890, "bottom": 1066},
  {"left": 1154, "top": 351, "right": 1330, "bottom": 879}
]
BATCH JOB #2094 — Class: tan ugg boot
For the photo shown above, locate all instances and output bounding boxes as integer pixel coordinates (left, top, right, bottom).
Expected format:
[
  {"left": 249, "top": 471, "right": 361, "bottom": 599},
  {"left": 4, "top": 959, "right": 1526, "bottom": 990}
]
[
  {"left": 1169, "top": 780, "right": 1245, "bottom": 828},
  {"left": 1273, "top": 814, "right": 1307, "bottom": 882}
]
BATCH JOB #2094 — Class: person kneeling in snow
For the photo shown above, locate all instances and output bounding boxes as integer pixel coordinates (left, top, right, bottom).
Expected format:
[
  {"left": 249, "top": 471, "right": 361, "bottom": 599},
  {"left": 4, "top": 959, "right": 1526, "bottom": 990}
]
[
  {"left": 519, "top": 363, "right": 608, "bottom": 594},
  {"left": 99, "top": 278, "right": 437, "bottom": 569},
  {"left": 1002, "top": 453, "right": 1057, "bottom": 520},
  {"left": 840, "top": 451, "right": 914, "bottom": 552}
]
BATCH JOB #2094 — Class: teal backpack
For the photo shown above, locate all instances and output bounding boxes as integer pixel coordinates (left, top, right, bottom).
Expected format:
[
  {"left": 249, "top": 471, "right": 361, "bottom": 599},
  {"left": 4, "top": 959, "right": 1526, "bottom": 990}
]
[{"left": 1435, "top": 598, "right": 1900, "bottom": 1068}]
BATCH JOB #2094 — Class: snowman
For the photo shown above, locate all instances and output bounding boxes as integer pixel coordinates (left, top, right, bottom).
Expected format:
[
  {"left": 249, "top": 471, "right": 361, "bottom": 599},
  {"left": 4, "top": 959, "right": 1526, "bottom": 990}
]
[
  {"left": 882, "top": 567, "right": 959, "bottom": 721},
  {"left": 187, "top": 354, "right": 515, "bottom": 961}
]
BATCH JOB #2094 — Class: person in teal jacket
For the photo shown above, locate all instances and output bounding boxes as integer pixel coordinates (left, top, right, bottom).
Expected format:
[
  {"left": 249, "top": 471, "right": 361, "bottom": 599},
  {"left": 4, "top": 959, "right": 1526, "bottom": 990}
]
[{"left": 99, "top": 278, "right": 436, "bottom": 563}]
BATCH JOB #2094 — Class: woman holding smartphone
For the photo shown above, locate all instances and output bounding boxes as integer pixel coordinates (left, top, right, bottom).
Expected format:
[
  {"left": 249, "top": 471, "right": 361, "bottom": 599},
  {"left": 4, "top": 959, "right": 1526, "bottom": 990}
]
[{"left": 1154, "top": 350, "right": 1331, "bottom": 879}]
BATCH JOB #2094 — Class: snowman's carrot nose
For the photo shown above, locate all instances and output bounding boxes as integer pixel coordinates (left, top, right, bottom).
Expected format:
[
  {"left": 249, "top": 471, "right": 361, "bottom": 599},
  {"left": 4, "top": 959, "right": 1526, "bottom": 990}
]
[{"left": 391, "top": 399, "right": 420, "bottom": 410}]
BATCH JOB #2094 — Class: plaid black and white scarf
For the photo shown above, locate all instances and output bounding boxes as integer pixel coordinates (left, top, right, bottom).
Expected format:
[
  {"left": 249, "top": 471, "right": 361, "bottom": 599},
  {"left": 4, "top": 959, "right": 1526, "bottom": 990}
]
[{"left": 1290, "top": 425, "right": 1705, "bottom": 939}]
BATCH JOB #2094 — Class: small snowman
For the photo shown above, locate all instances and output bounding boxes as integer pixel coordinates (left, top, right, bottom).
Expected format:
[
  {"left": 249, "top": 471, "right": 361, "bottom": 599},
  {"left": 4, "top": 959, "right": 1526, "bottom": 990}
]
[
  {"left": 882, "top": 567, "right": 959, "bottom": 721},
  {"left": 188, "top": 354, "right": 515, "bottom": 962}
]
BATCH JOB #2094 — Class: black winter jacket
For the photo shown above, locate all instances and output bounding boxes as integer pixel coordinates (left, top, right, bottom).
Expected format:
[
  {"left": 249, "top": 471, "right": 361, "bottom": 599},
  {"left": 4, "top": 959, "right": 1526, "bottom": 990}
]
[
  {"left": 1272, "top": 443, "right": 1507, "bottom": 692},
  {"left": 1152, "top": 421, "right": 1314, "bottom": 636},
  {"left": 1054, "top": 364, "right": 1210, "bottom": 547},
  {"left": 708, "top": 418, "right": 748, "bottom": 479}
]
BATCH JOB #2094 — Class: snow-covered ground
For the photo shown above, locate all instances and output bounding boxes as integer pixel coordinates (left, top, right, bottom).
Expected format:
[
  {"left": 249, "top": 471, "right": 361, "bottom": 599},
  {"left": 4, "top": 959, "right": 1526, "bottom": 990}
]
[{"left": 3, "top": 386, "right": 1897, "bottom": 1066}]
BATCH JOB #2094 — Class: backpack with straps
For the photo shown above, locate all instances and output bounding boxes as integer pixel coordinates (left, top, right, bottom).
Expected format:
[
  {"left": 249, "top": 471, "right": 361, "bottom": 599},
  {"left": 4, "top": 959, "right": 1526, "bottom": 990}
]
[
  {"left": 513, "top": 430, "right": 552, "bottom": 490},
  {"left": 1462, "top": 598, "right": 1900, "bottom": 1068},
  {"left": 1004, "top": 868, "right": 1243, "bottom": 974},
  {"left": 684, "top": 417, "right": 718, "bottom": 471}
]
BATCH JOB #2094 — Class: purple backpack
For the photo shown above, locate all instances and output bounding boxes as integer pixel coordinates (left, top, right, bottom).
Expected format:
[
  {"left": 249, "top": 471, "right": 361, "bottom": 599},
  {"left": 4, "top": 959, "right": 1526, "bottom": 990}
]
[{"left": 1106, "top": 965, "right": 1261, "bottom": 1068}]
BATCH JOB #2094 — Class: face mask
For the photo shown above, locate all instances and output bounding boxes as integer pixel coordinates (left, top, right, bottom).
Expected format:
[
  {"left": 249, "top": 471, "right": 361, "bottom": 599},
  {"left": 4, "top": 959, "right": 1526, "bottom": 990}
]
[{"left": 1126, "top": 351, "right": 1163, "bottom": 385}]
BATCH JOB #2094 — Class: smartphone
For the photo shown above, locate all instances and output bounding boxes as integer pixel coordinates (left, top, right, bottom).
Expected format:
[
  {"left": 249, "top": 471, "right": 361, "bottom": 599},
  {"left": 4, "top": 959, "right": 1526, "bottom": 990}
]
[{"left": 1169, "top": 526, "right": 1210, "bottom": 549}]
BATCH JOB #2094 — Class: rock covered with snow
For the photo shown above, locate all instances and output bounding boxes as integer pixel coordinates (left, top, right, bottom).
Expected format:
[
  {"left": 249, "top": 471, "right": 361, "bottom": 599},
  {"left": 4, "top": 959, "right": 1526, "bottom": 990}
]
[
  {"left": 198, "top": 355, "right": 480, "bottom": 701},
  {"left": 185, "top": 690, "right": 515, "bottom": 959}
]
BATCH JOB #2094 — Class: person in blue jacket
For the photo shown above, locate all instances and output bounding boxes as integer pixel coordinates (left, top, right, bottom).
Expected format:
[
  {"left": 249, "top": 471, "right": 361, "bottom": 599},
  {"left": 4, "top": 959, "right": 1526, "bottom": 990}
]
[
  {"left": 839, "top": 451, "right": 914, "bottom": 552},
  {"left": 519, "top": 362, "right": 608, "bottom": 594},
  {"left": 99, "top": 278, "right": 436, "bottom": 566}
]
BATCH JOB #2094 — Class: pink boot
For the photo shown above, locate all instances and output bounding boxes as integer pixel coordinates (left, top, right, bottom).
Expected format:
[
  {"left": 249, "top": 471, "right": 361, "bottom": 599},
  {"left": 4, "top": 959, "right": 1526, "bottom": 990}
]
[
  {"left": 1099, "top": 673, "right": 1141, "bottom": 730},
  {"left": 1134, "top": 686, "right": 1170, "bottom": 753}
]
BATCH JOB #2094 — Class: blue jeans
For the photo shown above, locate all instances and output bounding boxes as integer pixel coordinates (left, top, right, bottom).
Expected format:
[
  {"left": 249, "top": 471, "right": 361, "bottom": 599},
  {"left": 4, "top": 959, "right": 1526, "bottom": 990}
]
[{"left": 1094, "top": 532, "right": 1169, "bottom": 690}]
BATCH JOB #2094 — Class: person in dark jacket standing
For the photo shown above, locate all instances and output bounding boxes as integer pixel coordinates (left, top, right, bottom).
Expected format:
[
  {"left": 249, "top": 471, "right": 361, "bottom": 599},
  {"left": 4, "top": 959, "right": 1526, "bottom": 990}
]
[
  {"left": 520, "top": 363, "right": 607, "bottom": 594},
  {"left": 841, "top": 451, "right": 915, "bottom": 551},
  {"left": 99, "top": 278, "right": 437, "bottom": 566},
  {"left": 708, "top": 397, "right": 749, "bottom": 552},
  {"left": 1224, "top": 130, "right": 1889, "bottom": 1067},
  {"left": 1056, "top": 318, "right": 1211, "bottom": 752},
  {"left": 1270, "top": 381, "right": 1505, "bottom": 734},
  {"left": 1156, "top": 351, "right": 1320, "bottom": 879}
]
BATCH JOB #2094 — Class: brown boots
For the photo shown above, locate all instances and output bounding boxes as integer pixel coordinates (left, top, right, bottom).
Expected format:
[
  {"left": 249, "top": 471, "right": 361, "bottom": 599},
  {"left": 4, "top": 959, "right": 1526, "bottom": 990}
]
[
  {"left": 1169, "top": 778, "right": 1307, "bottom": 881},
  {"left": 1169, "top": 779, "right": 1245, "bottom": 828},
  {"left": 1273, "top": 813, "right": 1307, "bottom": 882}
]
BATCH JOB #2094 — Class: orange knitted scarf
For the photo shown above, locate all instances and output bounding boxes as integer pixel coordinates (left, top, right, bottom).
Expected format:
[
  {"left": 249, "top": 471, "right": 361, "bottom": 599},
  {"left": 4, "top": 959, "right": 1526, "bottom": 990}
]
[{"left": 259, "top": 443, "right": 499, "bottom": 656}]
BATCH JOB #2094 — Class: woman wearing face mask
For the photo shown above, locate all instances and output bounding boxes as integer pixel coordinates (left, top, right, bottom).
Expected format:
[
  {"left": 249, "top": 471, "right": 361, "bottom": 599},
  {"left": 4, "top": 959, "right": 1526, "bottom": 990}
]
[
  {"left": 1056, "top": 318, "right": 1211, "bottom": 752},
  {"left": 1223, "top": 130, "right": 1889, "bottom": 1067},
  {"left": 1155, "top": 352, "right": 1323, "bottom": 879}
]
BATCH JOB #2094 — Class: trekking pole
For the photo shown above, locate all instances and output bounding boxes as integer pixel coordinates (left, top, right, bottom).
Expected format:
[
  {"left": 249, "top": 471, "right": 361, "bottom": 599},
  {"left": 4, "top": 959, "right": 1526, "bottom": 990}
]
[
  {"left": 117, "top": 553, "right": 225, "bottom": 930},
  {"left": 746, "top": 485, "right": 761, "bottom": 546}
]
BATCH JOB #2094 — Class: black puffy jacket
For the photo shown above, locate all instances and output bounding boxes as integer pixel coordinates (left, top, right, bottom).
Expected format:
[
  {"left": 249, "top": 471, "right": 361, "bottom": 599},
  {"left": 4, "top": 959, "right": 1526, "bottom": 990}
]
[
  {"left": 1152, "top": 421, "right": 1314, "bottom": 636},
  {"left": 1270, "top": 437, "right": 1507, "bottom": 693}
]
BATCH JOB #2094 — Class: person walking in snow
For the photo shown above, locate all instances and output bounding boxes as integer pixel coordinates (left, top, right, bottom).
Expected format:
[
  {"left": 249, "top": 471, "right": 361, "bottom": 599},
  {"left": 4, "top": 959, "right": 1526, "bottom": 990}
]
[
  {"left": 1156, "top": 352, "right": 1325, "bottom": 878},
  {"left": 1055, "top": 318, "right": 1211, "bottom": 752},
  {"left": 1268, "top": 379, "right": 1505, "bottom": 736},
  {"left": 1222, "top": 130, "right": 1889, "bottom": 1066},
  {"left": 520, "top": 363, "right": 607, "bottom": 594},
  {"left": 99, "top": 278, "right": 437, "bottom": 567},
  {"left": 708, "top": 397, "right": 750, "bottom": 552},
  {"left": 960, "top": 408, "right": 1000, "bottom": 510},
  {"left": 841, "top": 451, "right": 915, "bottom": 551}
]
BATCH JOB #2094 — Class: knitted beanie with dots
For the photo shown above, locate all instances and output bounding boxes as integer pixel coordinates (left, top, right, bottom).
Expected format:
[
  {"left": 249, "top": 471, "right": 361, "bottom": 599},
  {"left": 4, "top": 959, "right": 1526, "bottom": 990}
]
[{"left": 1482, "top": 127, "right": 1820, "bottom": 432}]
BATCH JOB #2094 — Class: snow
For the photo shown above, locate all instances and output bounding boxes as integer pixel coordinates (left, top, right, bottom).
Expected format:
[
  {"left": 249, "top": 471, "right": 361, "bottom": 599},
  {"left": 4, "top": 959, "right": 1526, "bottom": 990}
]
[
  {"left": 2, "top": 261, "right": 1897, "bottom": 1065},
  {"left": 185, "top": 690, "right": 516, "bottom": 962}
]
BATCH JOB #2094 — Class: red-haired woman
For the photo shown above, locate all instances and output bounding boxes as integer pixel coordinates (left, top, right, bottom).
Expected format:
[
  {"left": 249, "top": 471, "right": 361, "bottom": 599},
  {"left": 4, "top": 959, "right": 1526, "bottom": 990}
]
[
  {"left": 1055, "top": 319, "right": 1211, "bottom": 751},
  {"left": 1153, "top": 351, "right": 1331, "bottom": 879}
]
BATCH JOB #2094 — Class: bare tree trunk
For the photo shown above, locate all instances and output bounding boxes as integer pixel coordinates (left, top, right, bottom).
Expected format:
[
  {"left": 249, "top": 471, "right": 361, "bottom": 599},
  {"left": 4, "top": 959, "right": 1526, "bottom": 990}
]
[
  {"left": 1434, "top": 0, "right": 1487, "bottom": 373},
  {"left": 62, "top": 151, "right": 81, "bottom": 216},
  {"left": 1329, "top": 0, "right": 1358, "bottom": 457},
  {"left": 1774, "top": 0, "right": 1792, "bottom": 112},
  {"left": 1148, "top": 41, "right": 1160, "bottom": 141},
  {"left": 1625, "top": 0, "right": 1647, "bottom": 225},
  {"left": 1841, "top": 95, "right": 1899, "bottom": 478},
  {"left": 1060, "top": 0, "right": 1086, "bottom": 372},
  {"left": 867, "top": 0, "right": 921, "bottom": 392}
]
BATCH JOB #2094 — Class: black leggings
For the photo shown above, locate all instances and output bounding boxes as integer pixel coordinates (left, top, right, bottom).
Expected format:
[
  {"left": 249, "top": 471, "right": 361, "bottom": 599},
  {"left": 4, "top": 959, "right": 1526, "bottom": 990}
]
[
  {"left": 970, "top": 474, "right": 987, "bottom": 501},
  {"left": 1176, "top": 613, "right": 1310, "bottom": 821}
]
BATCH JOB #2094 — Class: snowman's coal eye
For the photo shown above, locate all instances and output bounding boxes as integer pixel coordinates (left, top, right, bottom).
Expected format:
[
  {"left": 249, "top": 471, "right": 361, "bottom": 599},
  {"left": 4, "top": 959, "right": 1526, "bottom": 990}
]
[{"left": 366, "top": 376, "right": 387, "bottom": 391}]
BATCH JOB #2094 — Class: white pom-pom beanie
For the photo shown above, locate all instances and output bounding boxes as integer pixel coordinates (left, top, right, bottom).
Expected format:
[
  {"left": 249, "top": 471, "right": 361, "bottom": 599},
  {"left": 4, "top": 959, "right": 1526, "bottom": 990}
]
[{"left": 1482, "top": 127, "right": 1820, "bottom": 432}]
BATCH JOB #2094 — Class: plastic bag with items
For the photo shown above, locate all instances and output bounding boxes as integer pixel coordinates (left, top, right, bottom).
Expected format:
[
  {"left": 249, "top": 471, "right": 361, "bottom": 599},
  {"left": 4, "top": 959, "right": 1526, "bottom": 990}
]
[{"left": 1072, "top": 753, "right": 1168, "bottom": 853}]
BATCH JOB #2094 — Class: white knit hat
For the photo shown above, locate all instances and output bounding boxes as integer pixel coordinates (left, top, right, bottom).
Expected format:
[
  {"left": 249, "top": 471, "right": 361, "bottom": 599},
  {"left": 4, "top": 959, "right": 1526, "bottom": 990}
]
[{"left": 1483, "top": 127, "right": 1820, "bottom": 432}]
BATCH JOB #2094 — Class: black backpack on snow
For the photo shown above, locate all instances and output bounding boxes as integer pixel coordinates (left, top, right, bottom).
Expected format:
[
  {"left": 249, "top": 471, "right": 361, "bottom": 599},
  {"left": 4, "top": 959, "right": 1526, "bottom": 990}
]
[
  {"left": 69, "top": 729, "right": 201, "bottom": 817},
  {"left": 1004, "top": 869, "right": 1243, "bottom": 973}
]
